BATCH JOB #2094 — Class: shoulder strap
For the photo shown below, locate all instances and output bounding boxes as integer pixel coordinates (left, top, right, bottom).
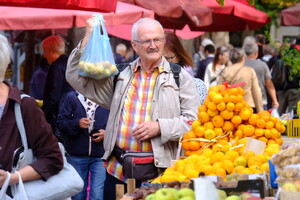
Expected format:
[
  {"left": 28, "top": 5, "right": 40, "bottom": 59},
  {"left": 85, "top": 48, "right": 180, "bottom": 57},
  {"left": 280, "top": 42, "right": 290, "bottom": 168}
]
[
  {"left": 14, "top": 94, "right": 30, "bottom": 150},
  {"left": 169, "top": 62, "right": 181, "bottom": 87}
]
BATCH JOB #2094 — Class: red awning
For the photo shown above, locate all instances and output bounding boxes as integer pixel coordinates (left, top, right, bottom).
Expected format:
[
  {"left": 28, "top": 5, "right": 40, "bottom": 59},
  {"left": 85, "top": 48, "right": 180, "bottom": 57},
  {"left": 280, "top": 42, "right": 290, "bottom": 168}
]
[
  {"left": 0, "top": 2, "right": 154, "bottom": 30},
  {"left": 281, "top": 3, "right": 300, "bottom": 26},
  {"left": 0, "top": 0, "right": 117, "bottom": 13}
]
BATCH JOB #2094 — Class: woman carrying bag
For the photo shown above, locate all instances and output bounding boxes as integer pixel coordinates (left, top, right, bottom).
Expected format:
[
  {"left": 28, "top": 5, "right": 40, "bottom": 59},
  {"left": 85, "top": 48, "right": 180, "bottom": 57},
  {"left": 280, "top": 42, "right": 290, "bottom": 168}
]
[{"left": 0, "top": 34, "right": 63, "bottom": 198}]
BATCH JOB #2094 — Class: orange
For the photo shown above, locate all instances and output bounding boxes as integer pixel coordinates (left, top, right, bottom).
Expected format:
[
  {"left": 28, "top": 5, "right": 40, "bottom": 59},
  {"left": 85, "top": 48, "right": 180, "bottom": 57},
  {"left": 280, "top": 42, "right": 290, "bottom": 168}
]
[
  {"left": 270, "top": 116, "right": 280, "bottom": 124},
  {"left": 207, "top": 109, "right": 219, "bottom": 117},
  {"left": 222, "top": 121, "right": 235, "bottom": 132},
  {"left": 239, "top": 108, "right": 252, "bottom": 121},
  {"left": 204, "top": 129, "right": 216, "bottom": 140},
  {"left": 256, "top": 119, "right": 266, "bottom": 129},
  {"left": 249, "top": 114, "right": 259, "bottom": 126},
  {"left": 191, "top": 120, "right": 201, "bottom": 131},
  {"left": 198, "top": 112, "right": 210, "bottom": 123},
  {"left": 233, "top": 166, "right": 246, "bottom": 174},
  {"left": 184, "top": 150, "right": 192, "bottom": 156},
  {"left": 248, "top": 156, "right": 262, "bottom": 167},
  {"left": 275, "top": 122, "right": 286, "bottom": 133},
  {"left": 221, "top": 144, "right": 231, "bottom": 152},
  {"left": 226, "top": 102, "right": 235, "bottom": 111},
  {"left": 264, "top": 129, "right": 272, "bottom": 139},
  {"left": 258, "top": 110, "right": 271, "bottom": 121},
  {"left": 234, "top": 129, "right": 243, "bottom": 138},
  {"left": 198, "top": 105, "right": 207, "bottom": 112},
  {"left": 254, "top": 128, "right": 265, "bottom": 137},
  {"left": 204, "top": 99, "right": 210, "bottom": 107},
  {"left": 183, "top": 131, "right": 196, "bottom": 140},
  {"left": 270, "top": 128, "right": 280, "bottom": 139},
  {"left": 203, "top": 165, "right": 214, "bottom": 175},
  {"left": 236, "top": 94, "right": 244, "bottom": 103},
  {"left": 212, "top": 115, "right": 224, "bottom": 128},
  {"left": 182, "top": 141, "right": 190, "bottom": 150},
  {"left": 233, "top": 156, "right": 247, "bottom": 167},
  {"left": 231, "top": 115, "right": 242, "bottom": 125},
  {"left": 214, "top": 127, "right": 223, "bottom": 136},
  {"left": 237, "top": 124, "right": 245, "bottom": 130},
  {"left": 212, "top": 94, "right": 224, "bottom": 104},
  {"left": 212, "top": 144, "right": 223, "bottom": 152},
  {"left": 265, "top": 121, "right": 275, "bottom": 129},
  {"left": 204, "top": 122, "right": 214, "bottom": 130},
  {"left": 208, "top": 90, "right": 218, "bottom": 100},
  {"left": 243, "top": 150, "right": 255, "bottom": 159},
  {"left": 195, "top": 126, "right": 205, "bottom": 137},
  {"left": 211, "top": 151, "right": 225, "bottom": 164},
  {"left": 215, "top": 168, "right": 227, "bottom": 179},
  {"left": 243, "top": 125, "right": 255, "bottom": 137},
  {"left": 234, "top": 102, "right": 244, "bottom": 112},
  {"left": 228, "top": 88, "right": 239, "bottom": 95},
  {"left": 217, "top": 101, "right": 226, "bottom": 111},
  {"left": 189, "top": 141, "right": 201, "bottom": 151},
  {"left": 220, "top": 110, "right": 234, "bottom": 120},
  {"left": 226, "top": 150, "right": 240, "bottom": 160},
  {"left": 223, "top": 93, "right": 231, "bottom": 103},
  {"left": 258, "top": 136, "right": 268, "bottom": 143},
  {"left": 208, "top": 102, "right": 217, "bottom": 111},
  {"left": 274, "top": 137, "right": 283, "bottom": 145},
  {"left": 237, "top": 87, "right": 245, "bottom": 96},
  {"left": 222, "top": 160, "right": 234, "bottom": 174},
  {"left": 229, "top": 95, "right": 238, "bottom": 104}
]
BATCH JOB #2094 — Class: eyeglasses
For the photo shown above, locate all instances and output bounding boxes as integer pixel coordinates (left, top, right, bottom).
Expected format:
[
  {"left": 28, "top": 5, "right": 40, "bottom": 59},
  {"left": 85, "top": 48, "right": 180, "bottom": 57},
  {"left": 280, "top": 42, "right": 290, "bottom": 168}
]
[
  {"left": 165, "top": 55, "right": 176, "bottom": 61},
  {"left": 134, "top": 38, "right": 164, "bottom": 46}
]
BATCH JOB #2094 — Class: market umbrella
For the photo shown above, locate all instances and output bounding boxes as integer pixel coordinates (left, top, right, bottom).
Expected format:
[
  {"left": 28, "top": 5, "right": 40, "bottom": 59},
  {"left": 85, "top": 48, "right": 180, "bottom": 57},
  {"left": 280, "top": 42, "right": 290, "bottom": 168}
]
[
  {"left": 119, "top": 0, "right": 213, "bottom": 29},
  {"left": 0, "top": 0, "right": 117, "bottom": 13},
  {"left": 281, "top": 3, "right": 300, "bottom": 26},
  {"left": 0, "top": 2, "right": 154, "bottom": 30},
  {"left": 195, "top": 0, "right": 271, "bottom": 32}
]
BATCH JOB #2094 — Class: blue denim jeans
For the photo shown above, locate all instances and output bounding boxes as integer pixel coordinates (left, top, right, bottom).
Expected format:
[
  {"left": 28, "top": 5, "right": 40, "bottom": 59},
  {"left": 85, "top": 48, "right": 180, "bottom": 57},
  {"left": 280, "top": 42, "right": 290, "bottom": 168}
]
[{"left": 67, "top": 155, "right": 106, "bottom": 200}]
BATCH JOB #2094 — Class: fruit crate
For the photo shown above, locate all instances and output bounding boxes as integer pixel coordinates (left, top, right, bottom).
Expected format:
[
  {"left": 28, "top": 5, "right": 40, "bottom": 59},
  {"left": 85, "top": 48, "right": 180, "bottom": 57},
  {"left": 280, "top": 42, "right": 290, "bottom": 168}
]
[
  {"left": 218, "top": 179, "right": 265, "bottom": 198},
  {"left": 287, "top": 119, "right": 300, "bottom": 138}
]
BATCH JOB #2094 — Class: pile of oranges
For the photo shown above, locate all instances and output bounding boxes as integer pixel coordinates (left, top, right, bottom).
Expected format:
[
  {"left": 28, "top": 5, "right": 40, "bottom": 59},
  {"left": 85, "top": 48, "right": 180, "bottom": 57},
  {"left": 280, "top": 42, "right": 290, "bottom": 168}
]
[{"left": 182, "top": 84, "right": 285, "bottom": 156}]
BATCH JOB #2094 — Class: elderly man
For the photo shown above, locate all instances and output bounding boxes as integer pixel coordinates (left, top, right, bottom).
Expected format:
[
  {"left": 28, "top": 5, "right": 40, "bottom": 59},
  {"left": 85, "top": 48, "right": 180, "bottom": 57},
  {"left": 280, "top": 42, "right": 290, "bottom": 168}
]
[
  {"left": 66, "top": 17, "right": 200, "bottom": 199},
  {"left": 41, "top": 35, "right": 74, "bottom": 138},
  {"left": 242, "top": 37, "right": 279, "bottom": 110}
]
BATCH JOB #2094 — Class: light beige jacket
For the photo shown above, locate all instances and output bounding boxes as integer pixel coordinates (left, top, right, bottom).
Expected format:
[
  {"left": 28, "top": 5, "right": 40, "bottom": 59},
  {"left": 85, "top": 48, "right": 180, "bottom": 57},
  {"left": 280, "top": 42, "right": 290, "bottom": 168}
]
[
  {"left": 217, "top": 64, "right": 263, "bottom": 112},
  {"left": 66, "top": 44, "right": 200, "bottom": 168}
]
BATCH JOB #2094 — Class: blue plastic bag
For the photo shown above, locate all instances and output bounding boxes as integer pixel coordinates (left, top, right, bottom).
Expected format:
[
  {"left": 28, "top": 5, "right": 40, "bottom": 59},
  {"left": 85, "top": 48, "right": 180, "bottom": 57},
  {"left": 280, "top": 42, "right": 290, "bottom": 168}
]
[{"left": 78, "top": 14, "right": 118, "bottom": 79}]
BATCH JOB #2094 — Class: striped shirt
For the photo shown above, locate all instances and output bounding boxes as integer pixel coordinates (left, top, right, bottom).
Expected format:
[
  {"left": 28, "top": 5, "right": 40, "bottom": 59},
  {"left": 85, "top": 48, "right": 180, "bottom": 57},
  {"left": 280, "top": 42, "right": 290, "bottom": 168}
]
[{"left": 106, "top": 61, "right": 163, "bottom": 182}]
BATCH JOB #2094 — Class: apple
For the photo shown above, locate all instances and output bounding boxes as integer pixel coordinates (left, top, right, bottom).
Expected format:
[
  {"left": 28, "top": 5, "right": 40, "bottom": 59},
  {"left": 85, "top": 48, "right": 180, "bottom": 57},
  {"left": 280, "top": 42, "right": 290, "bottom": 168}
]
[
  {"left": 293, "top": 180, "right": 300, "bottom": 191},
  {"left": 218, "top": 189, "right": 227, "bottom": 200},
  {"left": 240, "top": 192, "right": 252, "bottom": 200},
  {"left": 168, "top": 188, "right": 179, "bottom": 199},
  {"left": 78, "top": 61, "right": 85, "bottom": 71},
  {"left": 110, "top": 64, "right": 117, "bottom": 74},
  {"left": 144, "top": 193, "right": 155, "bottom": 200},
  {"left": 154, "top": 188, "right": 176, "bottom": 200},
  {"left": 85, "top": 63, "right": 95, "bottom": 74},
  {"left": 178, "top": 188, "right": 195, "bottom": 200},
  {"left": 179, "top": 197, "right": 194, "bottom": 200},
  {"left": 105, "top": 61, "right": 111, "bottom": 68},
  {"left": 282, "top": 182, "right": 298, "bottom": 192},
  {"left": 225, "top": 195, "right": 241, "bottom": 200}
]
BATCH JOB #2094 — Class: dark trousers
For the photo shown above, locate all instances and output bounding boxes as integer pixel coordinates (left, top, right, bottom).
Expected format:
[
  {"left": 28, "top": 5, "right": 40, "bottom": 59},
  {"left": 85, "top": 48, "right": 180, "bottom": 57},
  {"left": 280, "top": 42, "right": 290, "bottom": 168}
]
[{"left": 103, "top": 172, "right": 142, "bottom": 200}]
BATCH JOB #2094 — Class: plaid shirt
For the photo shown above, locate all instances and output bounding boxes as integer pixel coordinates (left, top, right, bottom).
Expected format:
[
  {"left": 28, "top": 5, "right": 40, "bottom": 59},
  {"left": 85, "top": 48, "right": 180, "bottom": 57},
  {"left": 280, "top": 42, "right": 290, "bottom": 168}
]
[{"left": 105, "top": 61, "right": 163, "bottom": 182}]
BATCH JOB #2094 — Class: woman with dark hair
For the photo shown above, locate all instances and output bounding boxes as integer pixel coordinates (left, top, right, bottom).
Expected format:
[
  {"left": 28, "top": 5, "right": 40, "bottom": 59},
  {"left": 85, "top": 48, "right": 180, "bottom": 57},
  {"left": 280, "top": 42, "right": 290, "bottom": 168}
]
[
  {"left": 204, "top": 46, "right": 229, "bottom": 88},
  {"left": 163, "top": 31, "right": 207, "bottom": 104},
  {"left": 217, "top": 48, "right": 263, "bottom": 113}
]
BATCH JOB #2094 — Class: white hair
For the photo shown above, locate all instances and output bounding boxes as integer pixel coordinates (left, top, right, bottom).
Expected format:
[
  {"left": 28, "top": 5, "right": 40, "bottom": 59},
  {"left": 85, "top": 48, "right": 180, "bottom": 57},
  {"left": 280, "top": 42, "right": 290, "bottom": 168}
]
[
  {"left": 131, "top": 18, "right": 164, "bottom": 41},
  {"left": 0, "top": 34, "right": 13, "bottom": 82}
]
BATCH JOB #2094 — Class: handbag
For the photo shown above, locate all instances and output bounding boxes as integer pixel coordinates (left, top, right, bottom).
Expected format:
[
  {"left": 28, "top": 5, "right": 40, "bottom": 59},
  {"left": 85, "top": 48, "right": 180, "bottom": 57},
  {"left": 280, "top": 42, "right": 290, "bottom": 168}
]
[
  {"left": 113, "top": 146, "right": 158, "bottom": 181},
  {"left": 0, "top": 172, "right": 28, "bottom": 200},
  {"left": 11, "top": 94, "right": 84, "bottom": 200}
]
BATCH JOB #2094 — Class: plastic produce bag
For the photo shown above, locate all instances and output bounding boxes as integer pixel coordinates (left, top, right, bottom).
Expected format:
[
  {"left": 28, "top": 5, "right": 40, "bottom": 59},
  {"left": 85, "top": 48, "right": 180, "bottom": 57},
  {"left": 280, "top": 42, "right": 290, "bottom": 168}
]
[
  {"left": 0, "top": 172, "right": 28, "bottom": 200},
  {"left": 78, "top": 14, "right": 118, "bottom": 79},
  {"left": 271, "top": 107, "right": 280, "bottom": 119}
]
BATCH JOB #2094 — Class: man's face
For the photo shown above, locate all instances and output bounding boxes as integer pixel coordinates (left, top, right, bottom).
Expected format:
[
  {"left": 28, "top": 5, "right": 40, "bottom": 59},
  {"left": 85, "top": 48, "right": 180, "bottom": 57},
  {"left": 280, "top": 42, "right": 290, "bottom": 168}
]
[{"left": 131, "top": 21, "right": 164, "bottom": 64}]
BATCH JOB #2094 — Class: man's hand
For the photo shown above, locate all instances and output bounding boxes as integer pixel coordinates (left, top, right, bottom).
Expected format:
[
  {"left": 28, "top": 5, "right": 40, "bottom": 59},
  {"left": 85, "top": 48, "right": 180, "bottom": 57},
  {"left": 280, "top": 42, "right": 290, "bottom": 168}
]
[
  {"left": 92, "top": 129, "right": 105, "bottom": 143},
  {"left": 272, "top": 100, "right": 279, "bottom": 108},
  {"left": 81, "top": 15, "right": 96, "bottom": 49},
  {"left": 132, "top": 121, "right": 160, "bottom": 141},
  {"left": 79, "top": 118, "right": 90, "bottom": 129},
  {"left": 0, "top": 169, "right": 7, "bottom": 187}
]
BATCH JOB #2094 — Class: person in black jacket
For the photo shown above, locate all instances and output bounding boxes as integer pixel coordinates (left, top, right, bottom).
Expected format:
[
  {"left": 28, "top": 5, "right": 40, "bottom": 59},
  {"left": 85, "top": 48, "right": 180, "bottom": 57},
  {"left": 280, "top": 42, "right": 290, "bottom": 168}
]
[
  {"left": 56, "top": 91, "right": 109, "bottom": 200},
  {"left": 195, "top": 44, "right": 215, "bottom": 80},
  {"left": 41, "top": 35, "right": 74, "bottom": 138}
]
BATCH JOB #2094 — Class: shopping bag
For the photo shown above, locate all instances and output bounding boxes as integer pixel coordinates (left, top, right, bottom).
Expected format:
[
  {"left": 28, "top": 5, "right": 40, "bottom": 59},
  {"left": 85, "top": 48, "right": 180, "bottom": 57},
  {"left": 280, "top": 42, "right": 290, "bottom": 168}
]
[
  {"left": 0, "top": 172, "right": 28, "bottom": 200},
  {"left": 78, "top": 14, "right": 118, "bottom": 79}
]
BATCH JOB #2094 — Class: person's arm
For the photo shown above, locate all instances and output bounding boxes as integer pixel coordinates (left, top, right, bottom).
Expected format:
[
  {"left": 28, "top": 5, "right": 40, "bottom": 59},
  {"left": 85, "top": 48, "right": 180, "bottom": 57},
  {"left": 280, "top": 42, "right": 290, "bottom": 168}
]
[
  {"left": 0, "top": 166, "right": 41, "bottom": 186},
  {"left": 265, "top": 79, "right": 279, "bottom": 108},
  {"left": 251, "top": 70, "right": 264, "bottom": 112},
  {"left": 56, "top": 93, "right": 83, "bottom": 136},
  {"left": 204, "top": 63, "right": 211, "bottom": 88}
]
